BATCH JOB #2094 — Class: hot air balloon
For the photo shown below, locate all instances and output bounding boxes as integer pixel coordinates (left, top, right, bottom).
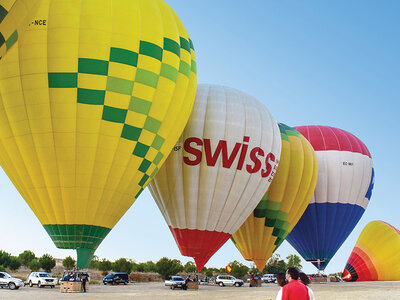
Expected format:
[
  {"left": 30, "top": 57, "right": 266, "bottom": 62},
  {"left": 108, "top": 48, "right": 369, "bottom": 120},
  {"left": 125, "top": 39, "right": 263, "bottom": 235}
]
[
  {"left": 342, "top": 221, "right": 400, "bottom": 282},
  {"left": 232, "top": 123, "right": 318, "bottom": 271},
  {"left": 148, "top": 84, "right": 282, "bottom": 271},
  {"left": 0, "top": 0, "right": 197, "bottom": 268},
  {"left": 0, "top": 0, "right": 41, "bottom": 57},
  {"left": 286, "top": 126, "right": 374, "bottom": 270}
]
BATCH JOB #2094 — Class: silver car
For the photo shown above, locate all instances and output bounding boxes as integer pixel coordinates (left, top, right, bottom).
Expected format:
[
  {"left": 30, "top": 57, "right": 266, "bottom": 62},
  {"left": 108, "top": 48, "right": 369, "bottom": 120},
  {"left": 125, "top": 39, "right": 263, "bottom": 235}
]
[
  {"left": 0, "top": 272, "right": 24, "bottom": 290},
  {"left": 164, "top": 276, "right": 186, "bottom": 289},
  {"left": 215, "top": 275, "right": 244, "bottom": 287}
]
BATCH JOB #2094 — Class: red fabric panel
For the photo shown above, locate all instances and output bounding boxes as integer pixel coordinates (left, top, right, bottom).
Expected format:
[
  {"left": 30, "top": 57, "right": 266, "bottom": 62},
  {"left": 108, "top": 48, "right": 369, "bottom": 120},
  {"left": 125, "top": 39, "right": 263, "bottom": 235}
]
[
  {"left": 169, "top": 226, "right": 231, "bottom": 271},
  {"left": 295, "top": 125, "right": 371, "bottom": 158},
  {"left": 347, "top": 247, "right": 378, "bottom": 281}
]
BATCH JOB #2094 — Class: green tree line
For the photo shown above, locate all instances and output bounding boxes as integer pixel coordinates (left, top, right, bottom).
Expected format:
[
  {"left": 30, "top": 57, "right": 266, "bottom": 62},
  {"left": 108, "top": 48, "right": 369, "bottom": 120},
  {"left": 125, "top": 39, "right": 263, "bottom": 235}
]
[
  {"left": 0, "top": 250, "right": 55, "bottom": 273},
  {"left": 0, "top": 249, "right": 310, "bottom": 280}
]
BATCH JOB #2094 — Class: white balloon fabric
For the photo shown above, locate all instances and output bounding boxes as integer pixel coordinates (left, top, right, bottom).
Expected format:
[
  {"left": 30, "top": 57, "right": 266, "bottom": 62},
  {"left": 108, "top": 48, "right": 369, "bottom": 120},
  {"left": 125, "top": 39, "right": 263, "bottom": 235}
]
[{"left": 149, "top": 84, "right": 281, "bottom": 270}]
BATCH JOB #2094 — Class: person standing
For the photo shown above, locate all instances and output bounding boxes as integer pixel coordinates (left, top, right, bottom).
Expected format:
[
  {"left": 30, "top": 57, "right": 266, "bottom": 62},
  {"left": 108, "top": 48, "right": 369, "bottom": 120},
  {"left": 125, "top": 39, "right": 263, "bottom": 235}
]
[
  {"left": 81, "top": 274, "right": 88, "bottom": 293},
  {"left": 275, "top": 273, "right": 288, "bottom": 300},
  {"left": 282, "top": 267, "right": 309, "bottom": 300},
  {"left": 299, "top": 272, "right": 315, "bottom": 300}
]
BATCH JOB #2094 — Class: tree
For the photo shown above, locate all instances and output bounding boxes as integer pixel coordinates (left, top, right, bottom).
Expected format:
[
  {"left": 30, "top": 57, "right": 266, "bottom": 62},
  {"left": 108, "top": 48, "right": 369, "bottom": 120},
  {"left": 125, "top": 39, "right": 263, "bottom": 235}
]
[
  {"left": 0, "top": 265, "right": 5, "bottom": 272},
  {"left": 62, "top": 256, "right": 76, "bottom": 269},
  {"left": 8, "top": 256, "right": 21, "bottom": 271},
  {"left": 155, "top": 257, "right": 183, "bottom": 279},
  {"left": 113, "top": 258, "right": 132, "bottom": 273},
  {"left": 286, "top": 254, "right": 302, "bottom": 270},
  {"left": 0, "top": 250, "right": 11, "bottom": 268},
  {"left": 89, "top": 255, "right": 100, "bottom": 269},
  {"left": 98, "top": 259, "right": 112, "bottom": 275},
  {"left": 30, "top": 259, "right": 41, "bottom": 272},
  {"left": 263, "top": 254, "right": 287, "bottom": 274},
  {"left": 249, "top": 264, "right": 260, "bottom": 275},
  {"left": 205, "top": 268, "right": 213, "bottom": 277},
  {"left": 39, "top": 254, "right": 56, "bottom": 273},
  {"left": 134, "top": 261, "right": 157, "bottom": 273},
  {"left": 18, "top": 250, "right": 36, "bottom": 267},
  {"left": 229, "top": 260, "right": 249, "bottom": 279},
  {"left": 184, "top": 261, "right": 197, "bottom": 273},
  {"left": 143, "top": 261, "right": 157, "bottom": 273}
]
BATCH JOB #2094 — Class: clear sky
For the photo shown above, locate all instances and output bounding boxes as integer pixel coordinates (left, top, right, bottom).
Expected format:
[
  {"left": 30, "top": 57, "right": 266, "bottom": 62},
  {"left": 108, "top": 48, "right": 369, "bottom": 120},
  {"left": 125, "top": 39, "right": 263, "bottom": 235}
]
[{"left": 1, "top": 0, "right": 399, "bottom": 275}]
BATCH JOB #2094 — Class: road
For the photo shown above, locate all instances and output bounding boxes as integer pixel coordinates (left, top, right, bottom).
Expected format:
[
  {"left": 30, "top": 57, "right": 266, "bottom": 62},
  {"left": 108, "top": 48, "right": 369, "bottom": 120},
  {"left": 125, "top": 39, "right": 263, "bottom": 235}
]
[{"left": 1, "top": 281, "right": 400, "bottom": 300}]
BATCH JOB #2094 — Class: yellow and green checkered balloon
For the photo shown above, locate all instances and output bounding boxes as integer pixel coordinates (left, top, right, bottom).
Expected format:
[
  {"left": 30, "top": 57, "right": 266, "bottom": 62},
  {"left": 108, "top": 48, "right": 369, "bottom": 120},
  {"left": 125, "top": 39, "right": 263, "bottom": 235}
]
[
  {"left": 232, "top": 124, "right": 318, "bottom": 272},
  {"left": 0, "top": 0, "right": 41, "bottom": 58},
  {"left": 0, "top": 0, "right": 197, "bottom": 268}
]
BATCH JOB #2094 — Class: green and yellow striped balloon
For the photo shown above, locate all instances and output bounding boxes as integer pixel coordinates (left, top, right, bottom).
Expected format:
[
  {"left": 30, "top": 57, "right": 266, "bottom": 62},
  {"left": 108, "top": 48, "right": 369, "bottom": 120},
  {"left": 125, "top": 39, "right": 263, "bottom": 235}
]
[
  {"left": 0, "top": 0, "right": 197, "bottom": 268},
  {"left": 232, "top": 123, "right": 318, "bottom": 271}
]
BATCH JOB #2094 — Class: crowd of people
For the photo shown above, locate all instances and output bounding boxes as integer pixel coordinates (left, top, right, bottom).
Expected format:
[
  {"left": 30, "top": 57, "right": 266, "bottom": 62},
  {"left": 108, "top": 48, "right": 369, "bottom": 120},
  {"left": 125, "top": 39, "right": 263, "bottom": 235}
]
[
  {"left": 60, "top": 271, "right": 89, "bottom": 293},
  {"left": 276, "top": 267, "right": 315, "bottom": 300}
]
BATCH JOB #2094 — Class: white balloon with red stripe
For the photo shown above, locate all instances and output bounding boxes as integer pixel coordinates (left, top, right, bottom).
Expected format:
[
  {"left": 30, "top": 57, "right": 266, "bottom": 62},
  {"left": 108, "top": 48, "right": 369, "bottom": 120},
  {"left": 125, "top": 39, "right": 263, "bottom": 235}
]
[{"left": 149, "top": 84, "right": 281, "bottom": 270}]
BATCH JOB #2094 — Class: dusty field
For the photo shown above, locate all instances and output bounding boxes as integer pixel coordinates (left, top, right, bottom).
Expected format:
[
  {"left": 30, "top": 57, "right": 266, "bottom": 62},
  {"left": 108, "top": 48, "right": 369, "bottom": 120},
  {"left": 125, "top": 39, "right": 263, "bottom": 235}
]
[{"left": 1, "top": 281, "right": 399, "bottom": 300}]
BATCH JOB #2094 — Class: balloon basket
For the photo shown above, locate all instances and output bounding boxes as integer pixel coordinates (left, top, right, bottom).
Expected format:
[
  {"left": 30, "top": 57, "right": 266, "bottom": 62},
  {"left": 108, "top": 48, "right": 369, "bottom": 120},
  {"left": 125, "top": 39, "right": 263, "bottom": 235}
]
[{"left": 60, "top": 281, "right": 89, "bottom": 293}]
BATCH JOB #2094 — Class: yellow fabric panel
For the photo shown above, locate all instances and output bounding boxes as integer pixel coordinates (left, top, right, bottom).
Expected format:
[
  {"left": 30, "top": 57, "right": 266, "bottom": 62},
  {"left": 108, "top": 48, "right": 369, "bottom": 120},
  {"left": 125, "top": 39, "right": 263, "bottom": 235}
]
[
  {"left": 0, "top": 0, "right": 41, "bottom": 57},
  {"left": 286, "top": 135, "right": 318, "bottom": 232},
  {"left": 0, "top": 0, "right": 197, "bottom": 233},
  {"left": 356, "top": 221, "right": 400, "bottom": 281}
]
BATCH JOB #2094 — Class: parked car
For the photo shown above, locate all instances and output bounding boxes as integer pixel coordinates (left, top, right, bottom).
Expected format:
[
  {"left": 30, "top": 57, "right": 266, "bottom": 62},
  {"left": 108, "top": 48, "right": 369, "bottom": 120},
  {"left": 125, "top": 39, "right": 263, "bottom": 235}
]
[
  {"left": 262, "top": 274, "right": 277, "bottom": 283},
  {"left": 27, "top": 272, "right": 57, "bottom": 288},
  {"left": 215, "top": 275, "right": 244, "bottom": 287},
  {"left": 103, "top": 272, "right": 129, "bottom": 285},
  {"left": 164, "top": 276, "right": 187, "bottom": 290},
  {"left": 0, "top": 272, "right": 24, "bottom": 290}
]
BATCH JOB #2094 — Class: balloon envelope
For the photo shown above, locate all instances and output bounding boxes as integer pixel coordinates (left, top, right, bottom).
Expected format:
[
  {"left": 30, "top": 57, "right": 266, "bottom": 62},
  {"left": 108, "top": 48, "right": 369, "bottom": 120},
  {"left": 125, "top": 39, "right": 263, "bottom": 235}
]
[
  {"left": 232, "top": 123, "right": 318, "bottom": 271},
  {"left": 149, "top": 84, "right": 281, "bottom": 271},
  {"left": 0, "top": 0, "right": 41, "bottom": 57},
  {"left": 342, "top": 221, "right": 400, "bottom": 281},
  {"left": 286, "top": 126, "right": 374, "bottom": 270},
  {"left": 0, "top": 0, "right": 197, "bottom": 267}
]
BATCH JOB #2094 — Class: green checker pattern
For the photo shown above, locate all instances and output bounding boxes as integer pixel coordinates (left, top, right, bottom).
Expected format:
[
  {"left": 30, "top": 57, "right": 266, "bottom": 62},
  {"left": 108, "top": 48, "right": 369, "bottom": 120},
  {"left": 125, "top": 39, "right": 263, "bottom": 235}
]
[
  {"left": 48, "top": 37, "right": 196, "bottom": 200},
  {"left": 0, "top": 4, "right": 18, "bottom": 53},
  {"left": 278, "top": 122, "right": 300, "bottom": 141}
]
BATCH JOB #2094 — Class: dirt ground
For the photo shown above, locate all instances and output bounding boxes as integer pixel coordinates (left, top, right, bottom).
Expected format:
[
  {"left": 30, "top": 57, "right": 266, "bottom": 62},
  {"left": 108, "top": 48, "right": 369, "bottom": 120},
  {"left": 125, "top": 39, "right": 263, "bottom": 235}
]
[{"left": 1, "top": 281, "right": 399, "bottom": 300}]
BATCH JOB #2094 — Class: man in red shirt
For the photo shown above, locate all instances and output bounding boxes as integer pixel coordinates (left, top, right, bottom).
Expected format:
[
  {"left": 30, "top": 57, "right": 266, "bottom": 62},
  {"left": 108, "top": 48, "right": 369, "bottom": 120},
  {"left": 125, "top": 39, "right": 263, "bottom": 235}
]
[{"left": 282, "top": 267, "right": 310, "bottom": 300}]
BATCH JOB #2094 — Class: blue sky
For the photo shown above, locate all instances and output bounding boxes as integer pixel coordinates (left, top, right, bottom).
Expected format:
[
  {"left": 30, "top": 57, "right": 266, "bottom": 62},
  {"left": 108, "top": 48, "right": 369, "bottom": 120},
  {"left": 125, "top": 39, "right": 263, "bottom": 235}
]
[{"left": 1, "top": 0, "right": 399, "bottom": 274}]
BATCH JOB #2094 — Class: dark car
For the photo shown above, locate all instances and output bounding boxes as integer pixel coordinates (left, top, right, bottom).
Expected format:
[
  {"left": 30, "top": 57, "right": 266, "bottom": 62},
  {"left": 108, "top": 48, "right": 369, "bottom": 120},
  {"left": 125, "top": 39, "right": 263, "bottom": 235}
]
[{"left": 103, "top": 272, "right": 129, "bottom": 285}]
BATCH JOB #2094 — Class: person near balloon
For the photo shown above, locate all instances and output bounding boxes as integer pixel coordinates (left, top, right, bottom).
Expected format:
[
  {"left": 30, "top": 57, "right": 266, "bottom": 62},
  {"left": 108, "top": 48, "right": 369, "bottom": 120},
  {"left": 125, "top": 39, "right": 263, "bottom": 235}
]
[
  {"left": 275, "top": 273, "right": 288, "bottom": 300},
  {"left": 281, "top": 267, "right": 309, "bottom": 300},
  {"left": 250, "top": 274, "right": 257, "bottom": 287},
  {"left": 81, "top": 274, "right": 88, "bottom": 293},
  {"left": 299, "top": 272, "right": 315, "bottom": 300}
]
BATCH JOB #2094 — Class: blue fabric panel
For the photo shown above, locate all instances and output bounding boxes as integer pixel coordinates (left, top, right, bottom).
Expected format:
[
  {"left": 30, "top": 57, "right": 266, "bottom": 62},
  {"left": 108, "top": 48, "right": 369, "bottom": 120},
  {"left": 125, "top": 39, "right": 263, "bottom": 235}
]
[
  {"left": 287, "top": 202, "right": 365, "bottom": 270},
  {"left": 365, "top": 168, "right": 374, "bottom": 200}
]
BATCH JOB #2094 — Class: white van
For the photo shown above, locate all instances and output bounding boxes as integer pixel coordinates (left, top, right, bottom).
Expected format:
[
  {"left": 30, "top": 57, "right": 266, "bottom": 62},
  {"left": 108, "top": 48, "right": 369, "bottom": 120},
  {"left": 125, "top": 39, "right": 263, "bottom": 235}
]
[{"left": 262, "top": 274, "right": 276, "bottom": 283}]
